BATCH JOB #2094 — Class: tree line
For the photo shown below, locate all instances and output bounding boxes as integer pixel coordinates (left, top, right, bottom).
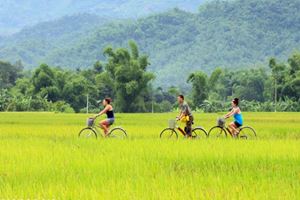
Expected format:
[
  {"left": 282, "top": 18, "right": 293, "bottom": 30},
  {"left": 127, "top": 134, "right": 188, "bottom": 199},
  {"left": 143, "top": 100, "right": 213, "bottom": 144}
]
[
  {"left": 0, "top": 41, "right": 299, "bottom": 113},
  {"left": 1, "top": 0, "right": 300, "bottom": 89}
]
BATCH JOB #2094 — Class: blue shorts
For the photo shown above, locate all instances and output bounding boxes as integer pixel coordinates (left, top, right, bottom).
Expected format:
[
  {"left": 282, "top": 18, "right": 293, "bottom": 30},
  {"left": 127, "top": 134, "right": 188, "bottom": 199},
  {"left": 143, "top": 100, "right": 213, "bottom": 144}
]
[{"left": 106, "top": 118, "right": 115, "bottom": 125}]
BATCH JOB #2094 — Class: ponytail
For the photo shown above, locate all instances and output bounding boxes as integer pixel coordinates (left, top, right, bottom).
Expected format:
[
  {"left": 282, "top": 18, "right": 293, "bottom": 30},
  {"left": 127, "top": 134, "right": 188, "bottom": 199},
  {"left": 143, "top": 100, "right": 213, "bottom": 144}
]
[
  {"left": 233, "top": 98, "right": 239, "bottom": 106},
  {"left": 104, "top": 98, "right": 112, "bottom": 104}
]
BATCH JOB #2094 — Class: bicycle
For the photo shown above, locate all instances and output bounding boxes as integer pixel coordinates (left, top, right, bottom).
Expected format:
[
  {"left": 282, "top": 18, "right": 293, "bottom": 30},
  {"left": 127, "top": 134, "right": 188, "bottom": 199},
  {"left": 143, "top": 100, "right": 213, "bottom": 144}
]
[
  {"left": 78, "top": 116, "right": 127, "bottom": 139},
  {"left": 208, "top": 118, "right": 256, "bottom": 139},
  {"left": 160, "top": 119, "right": 207, "bottom": 139}
]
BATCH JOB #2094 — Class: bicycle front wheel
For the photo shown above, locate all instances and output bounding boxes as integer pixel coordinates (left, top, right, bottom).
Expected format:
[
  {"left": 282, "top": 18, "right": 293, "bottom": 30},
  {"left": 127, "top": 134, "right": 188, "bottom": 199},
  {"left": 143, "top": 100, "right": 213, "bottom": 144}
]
[
  {"left": 78, "top": 127, "right": 97, "bottom": 139},
  {"left": 108, "top": 127, "right": 127, "bottom": 139},
  {"left": 208, "top": 126, "right": 227, "bottom": 138},
  {"left": 160, "top": 128, "right": 178, "bottom": 139},
  {"left": 239, "top": 126, "right": 257, "bottom": 139},
  {"left": 192, "top": 128, "right": 208, "bottom": 139}
]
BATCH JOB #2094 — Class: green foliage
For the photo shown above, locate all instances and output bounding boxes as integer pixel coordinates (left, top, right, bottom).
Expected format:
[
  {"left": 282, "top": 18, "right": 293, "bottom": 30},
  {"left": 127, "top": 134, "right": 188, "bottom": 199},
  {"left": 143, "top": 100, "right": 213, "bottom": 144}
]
[
  {"left": 0, "top": 89, "right": 12, "bottom": 111},
  {"left": 187, "top": 71, "right": 209, "bottom": 108},
  {"left": 188, "top": 52, "right": 300, "bottom": 111},
  {"left": 1, "top": 44, "right": 300, "bottom": 113},
  {"left": 0, "top": 0, "right": 204, "bottom": 35},
  {"left": 51, "top": 101, "right": 75, "bottom": 113},
  {"left": 103, "top": 41, "right": 155, "bottom": 112},
  {"left": 288, "top": 52, "right": 300, "bottom": 77},
  {"left": 200, "top": 99, "right": 300, "bottom": 113},
  {"left": 1, "top": 0, "right": 300, "bottom": 87},
  {"left": 0, "top": 60, "right": 23, "bottom": 89},
  {"left": 0, "top": 41, "right": 156, "bottom": 113}
]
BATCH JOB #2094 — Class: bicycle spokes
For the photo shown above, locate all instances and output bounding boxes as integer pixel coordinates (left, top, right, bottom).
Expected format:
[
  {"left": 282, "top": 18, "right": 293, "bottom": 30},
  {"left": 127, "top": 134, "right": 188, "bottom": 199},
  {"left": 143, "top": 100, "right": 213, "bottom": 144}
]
[
  {"left": 239, "top": 127, "right": 257, "bottom": 139},
  {"left": 78, "top": 128, "right": 97, "bottom": 139},
  {"left": 208, "top": 126, "right": 227, "bottom": 138},
  {"left": 160, "top": 128, "right": 178, "bottom": 139},
  {"left": 108, "top": 127, "right": 127, "bottom": 139}
]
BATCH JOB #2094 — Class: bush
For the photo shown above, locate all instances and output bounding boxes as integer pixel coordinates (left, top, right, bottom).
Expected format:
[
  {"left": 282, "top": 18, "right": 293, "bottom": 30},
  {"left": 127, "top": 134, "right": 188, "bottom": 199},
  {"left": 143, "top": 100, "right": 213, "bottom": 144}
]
[
  {"left": 200, "top": 100, "right": 228, "bottom": 113},
  {"left": 51, "top": 101, "right": 75, "bottom": 113},
  {"left": 79, "top": 107, "right": 99, "bottom": 114},
  {"left": 156, "top": 101, "right": 173, "bottom": 113}
]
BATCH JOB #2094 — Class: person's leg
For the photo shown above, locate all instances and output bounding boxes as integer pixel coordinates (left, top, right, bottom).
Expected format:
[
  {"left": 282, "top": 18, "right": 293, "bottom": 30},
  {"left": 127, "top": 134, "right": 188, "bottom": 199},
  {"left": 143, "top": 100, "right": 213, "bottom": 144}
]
[
  {"left": 186, "top": 116, "right": 193, "bottom": 137},
  {"left": 229, "top": 122, "right": 238, "bottom": 136},
  {"left": 100, "top": 120, "right": 109, "bottom": 136}
]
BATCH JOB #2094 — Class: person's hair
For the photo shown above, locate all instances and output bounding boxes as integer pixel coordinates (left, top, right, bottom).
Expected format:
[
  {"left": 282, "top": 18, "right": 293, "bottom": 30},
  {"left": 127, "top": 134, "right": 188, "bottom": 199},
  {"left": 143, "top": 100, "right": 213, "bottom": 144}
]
[
  {"left": 104, "top": 98, "right": 112, "bottom": 104},
  {"left": 178, "top": 95, "right": 184, "bottom": 100},
  {"left": 233, "top": 98, "right": 239, "bottom": 106}
]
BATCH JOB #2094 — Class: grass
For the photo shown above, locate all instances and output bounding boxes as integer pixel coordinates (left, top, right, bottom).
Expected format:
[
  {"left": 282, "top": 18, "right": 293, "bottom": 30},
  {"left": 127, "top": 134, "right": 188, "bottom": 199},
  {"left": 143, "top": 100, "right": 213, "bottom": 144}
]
[{"left": 0, "top": 112, "right": 299, "bottom": 199}]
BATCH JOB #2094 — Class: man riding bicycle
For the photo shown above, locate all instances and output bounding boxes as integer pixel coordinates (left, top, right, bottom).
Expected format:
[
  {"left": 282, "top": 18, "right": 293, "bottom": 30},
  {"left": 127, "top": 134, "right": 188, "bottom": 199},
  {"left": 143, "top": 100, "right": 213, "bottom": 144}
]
[{"left": 176, "top": 95, "right": 194, "bottom": 137}]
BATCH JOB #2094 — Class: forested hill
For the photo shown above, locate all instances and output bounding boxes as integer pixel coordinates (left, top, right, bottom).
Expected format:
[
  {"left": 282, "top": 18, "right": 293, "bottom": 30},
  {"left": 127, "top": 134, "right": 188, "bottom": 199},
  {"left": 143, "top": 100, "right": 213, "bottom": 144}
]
[
  {"left": 0, "top": 0, "right": 207, "bottom": 35},
  {"left": 1, "top": 0, "right": 300, "bottom": 87}
]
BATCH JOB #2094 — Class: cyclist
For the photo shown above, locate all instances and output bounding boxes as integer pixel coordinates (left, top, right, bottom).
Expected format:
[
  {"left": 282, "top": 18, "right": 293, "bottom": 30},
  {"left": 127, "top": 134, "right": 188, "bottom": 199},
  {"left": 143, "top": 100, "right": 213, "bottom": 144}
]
[
  {"left": 94, "top": 98, "right": 115, "bottom": 136},
  {"left": 224, "top": 98, "right": 243, "bottom": 137},
  {"left": 176, "top": 95, "right": 193, "bottom": 137}
]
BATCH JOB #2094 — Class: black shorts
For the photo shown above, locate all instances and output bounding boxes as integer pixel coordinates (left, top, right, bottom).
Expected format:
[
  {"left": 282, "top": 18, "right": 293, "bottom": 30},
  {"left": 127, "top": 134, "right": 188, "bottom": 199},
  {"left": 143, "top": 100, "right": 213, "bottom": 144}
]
[{"left": 234, "top": 121, "right": 242, "bottom": 128}]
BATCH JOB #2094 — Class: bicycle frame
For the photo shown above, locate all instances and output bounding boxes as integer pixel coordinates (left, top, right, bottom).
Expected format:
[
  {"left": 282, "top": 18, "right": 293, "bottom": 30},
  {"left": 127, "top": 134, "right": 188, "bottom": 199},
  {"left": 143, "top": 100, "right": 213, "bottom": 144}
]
[
  {"left": 221, "top": 122, "right": 241, "bottom": 137},
  {"left": 174, "top": 121, "right": 190, "bottom": 136},
  {"left": 80, "top": 116, "right": 127, "bottom": 139},
  {"left": 177, "top": 127, "right": 187, "bottom": 136},
  {"left": 89, "top": 116, "right": 113, "bottom": 136}
]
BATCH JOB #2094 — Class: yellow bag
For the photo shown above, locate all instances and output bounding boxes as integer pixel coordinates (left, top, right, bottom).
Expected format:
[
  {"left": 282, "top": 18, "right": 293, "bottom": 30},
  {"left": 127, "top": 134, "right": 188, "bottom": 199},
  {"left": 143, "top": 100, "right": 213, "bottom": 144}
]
[{"left": 180, "top": 115, "right": 190, "bottom": 123}]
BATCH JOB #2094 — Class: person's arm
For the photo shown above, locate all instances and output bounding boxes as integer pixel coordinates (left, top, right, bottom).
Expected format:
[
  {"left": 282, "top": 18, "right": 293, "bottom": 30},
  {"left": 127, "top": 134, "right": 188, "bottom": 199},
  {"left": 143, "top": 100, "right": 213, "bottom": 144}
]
[
  {"left": 177, "top": 105, "right": 186, "bottom": 120},
  {"left": 224, "top": 108, "right": 235, "bottom": 119},
  {"left": 94, "top": 105, "right": 110, "bottom": 118},
  {"left": 177, "top": 112, "right": 185, "bottom": 121}
]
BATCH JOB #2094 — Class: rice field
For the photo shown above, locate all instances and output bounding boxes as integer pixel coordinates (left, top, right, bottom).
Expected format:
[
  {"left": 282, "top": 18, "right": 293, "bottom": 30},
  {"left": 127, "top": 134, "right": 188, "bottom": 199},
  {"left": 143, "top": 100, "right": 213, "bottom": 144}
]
[{"left": 0, "top": 112, "right": 299, "bottom": 199}]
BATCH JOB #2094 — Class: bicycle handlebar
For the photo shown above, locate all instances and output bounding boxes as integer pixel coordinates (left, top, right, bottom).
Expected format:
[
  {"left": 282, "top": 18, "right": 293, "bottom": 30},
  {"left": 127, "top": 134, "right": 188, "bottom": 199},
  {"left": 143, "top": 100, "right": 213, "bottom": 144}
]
[{"left": 90, "top": 114, "right": 101, "bottom": 120}]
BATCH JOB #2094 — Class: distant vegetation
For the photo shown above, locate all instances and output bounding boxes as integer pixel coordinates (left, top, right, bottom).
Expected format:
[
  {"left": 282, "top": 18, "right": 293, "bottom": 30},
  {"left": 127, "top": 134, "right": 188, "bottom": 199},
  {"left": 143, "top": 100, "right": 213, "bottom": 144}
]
[
  {"left": 0, "top": 0, "right": 206, "bottom": 35},
  {"left": 1, "top": 0, "right": 300, "bottom": 87},
  {"left": 1, "top": 42, "right": 299, "bottom": 113}
]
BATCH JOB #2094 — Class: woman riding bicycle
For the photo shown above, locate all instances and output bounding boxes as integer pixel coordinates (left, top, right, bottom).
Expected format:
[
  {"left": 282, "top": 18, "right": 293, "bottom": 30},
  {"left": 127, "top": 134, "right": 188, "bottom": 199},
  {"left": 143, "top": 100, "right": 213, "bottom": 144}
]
[
  {"left": 94, "top": 98, "right": 114, "bottom": 136},
  {"left": 224, "top": 98, "right": 243, "bottom": 137}
]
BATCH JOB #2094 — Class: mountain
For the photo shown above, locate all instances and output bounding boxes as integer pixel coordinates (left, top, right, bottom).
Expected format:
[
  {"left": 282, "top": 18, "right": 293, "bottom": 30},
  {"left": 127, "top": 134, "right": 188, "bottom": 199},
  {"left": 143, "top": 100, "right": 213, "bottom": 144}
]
[
  {"left": 1, "top": 0, "right": 300, "bottom": 87},
  {"left": 0, "top": 13, "right": 113, "bottom": 67},
  {"left": 0, "top": 0, "right": 207, "bottom": 35}
]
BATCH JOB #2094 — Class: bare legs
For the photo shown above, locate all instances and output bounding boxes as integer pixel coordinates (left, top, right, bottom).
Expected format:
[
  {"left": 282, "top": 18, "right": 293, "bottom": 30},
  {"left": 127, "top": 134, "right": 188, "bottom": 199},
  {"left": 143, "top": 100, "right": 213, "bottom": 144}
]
[
  {"left": 100, "top": 120, "right": 110, "bottom": 136},
  {"left": 228, "top": 122, "right": 239, "bottom": 137}
]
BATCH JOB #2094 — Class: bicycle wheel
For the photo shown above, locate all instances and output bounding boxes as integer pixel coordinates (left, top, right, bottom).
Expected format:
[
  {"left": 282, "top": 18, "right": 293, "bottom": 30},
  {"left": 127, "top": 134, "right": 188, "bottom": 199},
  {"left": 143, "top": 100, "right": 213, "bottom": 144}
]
[
  {"left": 239, "top": 126, "right": 257, "bottom": 139},
  {"left": 108, "top": 127, "right": 127, "bottom": 139},
  {"left": 160, "top": 128, "right": 178, "bottom": 139},
  {"left": 192, "top": 127, "right": 208, "bottom": 139},
  {"left": 78, "top": 127, "right": 97, "bottom": 139},
  {"left": 208, "top": 126, "right": 227, "bottom": 138}
]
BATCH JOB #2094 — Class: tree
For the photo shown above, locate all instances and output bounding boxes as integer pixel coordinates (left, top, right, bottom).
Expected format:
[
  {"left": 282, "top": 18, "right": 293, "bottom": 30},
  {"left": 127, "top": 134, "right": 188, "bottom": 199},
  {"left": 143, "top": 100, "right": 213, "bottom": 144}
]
[
  {"left": 62, "top": 74, "right": 88, "bottom": 112},
  {"left": 232, "top": 69, "right": 267, "bottom": 102},
  {"left": 32, "top": 64, "right": 55, "bottom": 92},
  {"left": 0, "top": 60, "right": 23, "bottom": 89},
  {"left": 95, "top": 72, "right": 115, "bottom": 100},
  {"left": 187, "top": 71, "right": 208, "bottom": 108},
  {"left": 93, "top": 61, "right": 104, "bottom": 74},
  {"left": 288, "top": 52, "right": 300, "bottom": 78},
  {"left": 103, "top": 41, "right": 155, "bottom": 112},
  {"left": 269, "top": 58, "right": 288, "bottom": 111},
  {"left": 209, "top": 67, "right": 223, "bottom": 90}
]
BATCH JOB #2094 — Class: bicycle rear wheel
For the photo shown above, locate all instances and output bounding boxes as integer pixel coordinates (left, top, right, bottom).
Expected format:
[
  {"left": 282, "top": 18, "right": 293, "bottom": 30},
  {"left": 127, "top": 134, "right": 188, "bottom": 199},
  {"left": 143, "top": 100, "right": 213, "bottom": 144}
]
[
  {"left": 239, "top": 126, "right": 257, "bottom": 139},
  {"left": 108, "top": 127, "right": 127, "bottom": 139},
  {"left": 160, "top": 128, "right": 178, "bottom": 139},
  {"left": 78, "top": 127, "right": 97, "bottom": 139},
  {"left": 192, "top": 127, "right": 208, "bottom": 139},
  {"left": 208, "top": 126, "right": 227, "bottom": 138}
]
